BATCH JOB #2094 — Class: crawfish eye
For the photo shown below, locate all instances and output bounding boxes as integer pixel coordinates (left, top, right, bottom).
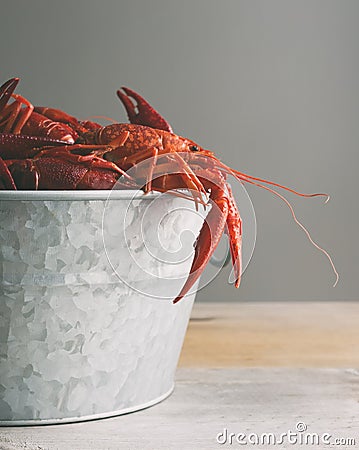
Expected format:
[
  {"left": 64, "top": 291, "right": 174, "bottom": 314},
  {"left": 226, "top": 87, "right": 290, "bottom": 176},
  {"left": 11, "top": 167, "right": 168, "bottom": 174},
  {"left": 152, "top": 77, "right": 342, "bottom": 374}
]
[{"left": 190, "top": 145, "right": 199, "bottom": 152}]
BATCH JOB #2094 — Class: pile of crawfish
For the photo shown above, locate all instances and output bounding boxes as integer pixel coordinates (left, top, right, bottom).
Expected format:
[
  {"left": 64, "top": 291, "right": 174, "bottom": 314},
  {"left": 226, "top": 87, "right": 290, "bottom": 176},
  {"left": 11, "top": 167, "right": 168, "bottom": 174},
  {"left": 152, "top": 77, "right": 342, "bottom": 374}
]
[{"left": 0, "top": 78, "right": 338, "bottom": 302}]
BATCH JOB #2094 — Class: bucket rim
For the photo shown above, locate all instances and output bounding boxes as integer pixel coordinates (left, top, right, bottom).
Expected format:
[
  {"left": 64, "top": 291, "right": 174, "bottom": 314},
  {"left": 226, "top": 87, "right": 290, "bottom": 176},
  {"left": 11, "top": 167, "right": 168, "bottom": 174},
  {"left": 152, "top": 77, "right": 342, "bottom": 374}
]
[{"left": 0, "top": 190, "right": 161, "bottom": 201}]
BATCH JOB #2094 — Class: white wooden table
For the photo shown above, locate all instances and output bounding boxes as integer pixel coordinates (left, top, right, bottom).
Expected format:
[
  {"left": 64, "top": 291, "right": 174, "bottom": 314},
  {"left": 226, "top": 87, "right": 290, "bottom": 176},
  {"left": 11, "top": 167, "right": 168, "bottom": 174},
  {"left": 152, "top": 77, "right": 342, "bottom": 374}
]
[{"left": 1, "top": 302, "right": 358, "bottom": 450}]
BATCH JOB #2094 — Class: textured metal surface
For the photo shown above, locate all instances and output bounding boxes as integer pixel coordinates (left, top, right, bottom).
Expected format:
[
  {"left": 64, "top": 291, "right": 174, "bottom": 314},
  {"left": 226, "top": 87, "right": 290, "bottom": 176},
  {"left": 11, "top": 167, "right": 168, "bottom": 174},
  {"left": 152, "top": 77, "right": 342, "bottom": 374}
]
[
  {"left": 0, "top": 385, "right": 175, "bottom": 426},
  {"left": 0, "top": 193, "right": 203, "bottom": 423}
]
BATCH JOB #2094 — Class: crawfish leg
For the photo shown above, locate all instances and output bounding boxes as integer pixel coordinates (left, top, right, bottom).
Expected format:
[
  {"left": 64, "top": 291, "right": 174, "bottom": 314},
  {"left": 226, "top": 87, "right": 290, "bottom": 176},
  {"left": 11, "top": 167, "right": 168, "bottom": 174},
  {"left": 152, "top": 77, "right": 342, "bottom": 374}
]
[
  {"left": 173, "top": 182, "right": 229, "bottom": 303},
  {"left": 1, "top": 100, "right": 22, "bottom": 132},
  {"left": 167, "top": 152, "right": 206, "bottom": 209},
  {"left": 7, "top": 94, "right": 34, "bottom": 134},
  {"left": 110, "top": 148, "right": 205, "bottom": 202},
  {"left": 117, "top": 87, "right": 173, "bottom": 132},
  {"left": 0, "top": 157, "right": 17, "bottom": 189},
  {"left": 0, "top": 78, "right": 33, "bottom": 133},
  {"left": 144, "top": 147, "right": 158, "bottom": 193}
]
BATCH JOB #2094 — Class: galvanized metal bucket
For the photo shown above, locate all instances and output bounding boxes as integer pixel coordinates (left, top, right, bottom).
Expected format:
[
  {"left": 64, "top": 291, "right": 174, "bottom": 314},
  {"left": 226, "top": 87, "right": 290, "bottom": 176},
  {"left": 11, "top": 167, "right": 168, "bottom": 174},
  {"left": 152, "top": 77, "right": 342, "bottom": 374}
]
[{"left": 0, "top": 190, "right": 205, "bottom": 425}]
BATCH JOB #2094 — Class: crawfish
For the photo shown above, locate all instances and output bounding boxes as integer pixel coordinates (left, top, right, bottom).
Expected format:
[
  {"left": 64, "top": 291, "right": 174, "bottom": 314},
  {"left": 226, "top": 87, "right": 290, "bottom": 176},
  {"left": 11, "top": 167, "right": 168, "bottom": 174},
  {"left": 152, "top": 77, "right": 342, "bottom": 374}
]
[{"left": 0, "top": 78, "right": 338, "bottom": 302}]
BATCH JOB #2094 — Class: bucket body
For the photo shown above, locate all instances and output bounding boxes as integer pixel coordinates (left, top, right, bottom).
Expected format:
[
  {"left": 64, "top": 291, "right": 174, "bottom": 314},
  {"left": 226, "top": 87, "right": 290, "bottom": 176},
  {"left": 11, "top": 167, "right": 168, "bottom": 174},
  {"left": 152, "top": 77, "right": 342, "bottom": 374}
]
[{"left": 0, "top": 191, "right": 205, "bottom": 425}]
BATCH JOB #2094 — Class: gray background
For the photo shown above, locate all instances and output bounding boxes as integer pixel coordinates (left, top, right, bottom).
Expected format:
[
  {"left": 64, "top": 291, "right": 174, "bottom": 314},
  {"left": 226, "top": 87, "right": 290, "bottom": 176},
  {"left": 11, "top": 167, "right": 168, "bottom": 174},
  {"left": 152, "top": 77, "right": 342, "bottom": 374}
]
[{"left": 1, "top": 0, "right": 358, "bottom": 301}]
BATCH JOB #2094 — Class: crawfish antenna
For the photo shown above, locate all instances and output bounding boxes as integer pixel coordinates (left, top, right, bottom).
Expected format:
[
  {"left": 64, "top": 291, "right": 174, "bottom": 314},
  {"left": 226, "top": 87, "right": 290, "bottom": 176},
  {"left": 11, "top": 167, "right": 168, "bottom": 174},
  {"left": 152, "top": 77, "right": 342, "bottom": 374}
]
[
  {"left": 213, "top": 159, "right": 339, "bottom": 287},
  {"left": 243, "top": 177, "right": 339, "bottom": 287}
]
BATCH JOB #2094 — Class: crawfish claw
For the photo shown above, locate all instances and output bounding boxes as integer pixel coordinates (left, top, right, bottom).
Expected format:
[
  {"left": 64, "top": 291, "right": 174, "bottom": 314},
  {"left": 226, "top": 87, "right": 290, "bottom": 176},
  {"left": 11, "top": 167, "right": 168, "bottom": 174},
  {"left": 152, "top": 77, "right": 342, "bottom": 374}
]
[
  {"left": 0, "top": 78, "right": 19, "bottom": 111},
  {"left": 173, "top": 184, "right": 230, "bottom": 303},
  {"left": 117, "top": 87, "right": 173, "bottom": 133}
]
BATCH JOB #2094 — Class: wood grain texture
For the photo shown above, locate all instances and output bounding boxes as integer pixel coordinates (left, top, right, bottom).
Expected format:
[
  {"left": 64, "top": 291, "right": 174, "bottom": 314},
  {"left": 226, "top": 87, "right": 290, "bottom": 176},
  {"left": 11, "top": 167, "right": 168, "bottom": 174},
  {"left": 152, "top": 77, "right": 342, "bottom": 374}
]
[
  {"left": 179, "top": 302, "right": 359, "bottom": 367},
  {"left": 1, "top": 302, "right": 358, "bottom": 449},
  {"left": 1, "top": 368, "right": 358, "bottom": 449}
]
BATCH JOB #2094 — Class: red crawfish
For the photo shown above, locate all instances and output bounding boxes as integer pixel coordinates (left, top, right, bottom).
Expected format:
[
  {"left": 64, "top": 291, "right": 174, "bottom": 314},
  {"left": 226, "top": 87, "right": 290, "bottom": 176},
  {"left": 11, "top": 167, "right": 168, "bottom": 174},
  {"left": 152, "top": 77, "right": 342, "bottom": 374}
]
[{"left": 0, "top": 78, "right": 338, "bottom": 302}]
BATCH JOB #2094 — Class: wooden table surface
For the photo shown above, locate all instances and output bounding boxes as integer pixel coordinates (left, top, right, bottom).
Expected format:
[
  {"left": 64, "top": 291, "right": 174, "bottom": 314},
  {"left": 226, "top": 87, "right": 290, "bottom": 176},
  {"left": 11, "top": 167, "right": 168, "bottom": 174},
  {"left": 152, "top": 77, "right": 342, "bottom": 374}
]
[{"left": 1, "top": 302, "right": 358, "bottom": 450}]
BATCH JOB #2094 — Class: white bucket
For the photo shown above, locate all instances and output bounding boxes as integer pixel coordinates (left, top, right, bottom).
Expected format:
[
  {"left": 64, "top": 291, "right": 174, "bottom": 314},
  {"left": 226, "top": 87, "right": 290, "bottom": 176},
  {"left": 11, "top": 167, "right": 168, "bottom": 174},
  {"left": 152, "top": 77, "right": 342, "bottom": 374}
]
[{"left": 0, "top": 190, "right": 206, "bottom": 425}]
